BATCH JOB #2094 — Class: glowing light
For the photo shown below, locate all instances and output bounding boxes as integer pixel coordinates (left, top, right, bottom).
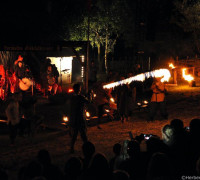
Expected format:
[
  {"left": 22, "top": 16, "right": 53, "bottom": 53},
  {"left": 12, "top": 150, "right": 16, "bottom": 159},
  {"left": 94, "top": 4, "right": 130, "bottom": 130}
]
[
  {"left": 103, "top": 69, "right": 171, "bottom": 89},
  {"left": 68, "top": 88, "right": 74, "bottom": 93},
  {"left": 0, "top": 120, "right": 7, "bottom": 123},
  {"left": 169, "top": 63, "right": 175, "bottom": 69},
  {"left": 110, "top": 97, "right": 115, "bottom": 103},
  {"left": 182, "top": 68, "right": 194, "bottom": 82},
  {"left": 105, "top": 109, "right": 110, "bottom": 113},
  {"left": 63, "top": 116, "right": 69, "bottom": 122},
  {"left": 93, "top": 93, "right": 96, "bottom": 98},
  {"left": 144, "top": 100, "right": 148, "bottom": 104},
  {"left": 86, "top": 111, "right": 90, "bottom": 117}
]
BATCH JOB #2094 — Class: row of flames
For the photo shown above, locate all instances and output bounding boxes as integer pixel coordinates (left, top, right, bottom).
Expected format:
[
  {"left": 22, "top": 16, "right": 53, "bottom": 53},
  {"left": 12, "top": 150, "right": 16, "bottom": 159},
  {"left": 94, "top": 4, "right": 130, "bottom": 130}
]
[{"left": 103, "top": 63, "right": 194, "bottom": 89}]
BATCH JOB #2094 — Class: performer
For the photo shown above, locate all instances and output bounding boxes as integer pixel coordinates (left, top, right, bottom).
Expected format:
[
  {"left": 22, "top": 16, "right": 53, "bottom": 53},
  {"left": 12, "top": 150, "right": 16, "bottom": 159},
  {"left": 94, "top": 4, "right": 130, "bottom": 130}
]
[
  {"left": 14, "top": 55, "right": 32, "bottom": 92},
  {"left": 68, "top": 83, "right": 89, "bottom": 153},
  {"left": 44, "top": 65, "right": 59, "bottom": 96},
  {"left": 148, "top": 76, "right": 168, "bottom": 121}
]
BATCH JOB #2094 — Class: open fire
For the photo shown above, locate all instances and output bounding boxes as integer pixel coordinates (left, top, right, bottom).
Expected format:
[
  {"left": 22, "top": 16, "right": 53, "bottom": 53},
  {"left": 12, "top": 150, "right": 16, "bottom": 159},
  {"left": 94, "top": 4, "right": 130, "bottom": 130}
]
[{"left": 182, "top": 68, "right": 194, "bottom": 82}]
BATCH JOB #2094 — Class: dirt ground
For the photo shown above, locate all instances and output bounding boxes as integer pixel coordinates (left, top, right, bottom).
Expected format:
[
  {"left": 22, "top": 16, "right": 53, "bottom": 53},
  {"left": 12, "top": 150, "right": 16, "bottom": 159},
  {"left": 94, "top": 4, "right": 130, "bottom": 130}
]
[{"left": 1, "top": 84, "right": 200, "bottom": 179}]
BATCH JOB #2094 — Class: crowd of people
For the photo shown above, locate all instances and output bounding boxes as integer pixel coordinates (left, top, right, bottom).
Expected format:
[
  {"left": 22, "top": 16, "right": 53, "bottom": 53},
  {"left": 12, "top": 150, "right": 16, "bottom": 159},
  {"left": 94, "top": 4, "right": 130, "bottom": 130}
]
[{"left": 1, "top": 118, "right": 200, "bottom": 180}]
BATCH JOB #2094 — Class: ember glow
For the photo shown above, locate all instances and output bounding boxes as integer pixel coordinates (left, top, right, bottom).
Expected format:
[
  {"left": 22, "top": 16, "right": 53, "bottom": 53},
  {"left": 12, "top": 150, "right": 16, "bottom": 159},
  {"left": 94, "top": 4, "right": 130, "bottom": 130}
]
[
  {"left": 169, "top": 63, "right": 175, "bottom": 69},
  {"left": 182, "top": 68, "right": 194, "bottom": 82},
  {"left": 103, "top": 69, "right": 171, "bottom": 89}
]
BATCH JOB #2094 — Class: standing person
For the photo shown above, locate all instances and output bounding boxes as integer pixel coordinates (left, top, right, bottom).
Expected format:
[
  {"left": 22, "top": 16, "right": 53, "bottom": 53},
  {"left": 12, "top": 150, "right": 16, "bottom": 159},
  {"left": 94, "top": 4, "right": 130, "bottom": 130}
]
[
  {"left": 68, "top": 83, "right": 89, "bottom": 153},
  {"left": 5, "top": 93, "right": 21, "bottom": 145},
  {"left": 149, "top": 77, "right": 168, "bottom": 121},
  {"left": 116, "top": 78, "right": 129, "bottom": 123},
  {"left": 92, "top": 82, "right": 110, "bottom": 129},
  {"left": 89, "top": 61, "right": 97, "bottom": 88},
  {"left": 43, "top": 65, "right": 59, "bottom": 96}
]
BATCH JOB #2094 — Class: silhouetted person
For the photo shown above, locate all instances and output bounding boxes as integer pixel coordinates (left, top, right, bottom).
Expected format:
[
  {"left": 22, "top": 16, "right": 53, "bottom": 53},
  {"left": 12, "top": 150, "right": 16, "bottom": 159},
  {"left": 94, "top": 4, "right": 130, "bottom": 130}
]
[
  {"left": 81, "top": 141, "right": 96, "bottom": 171},
  {"left": 0, "top": 167, "right": 8, "bottom": 180},
  {"left": 119, "top": 140, "right": 142, "bottom": 180},
  {"left": 83, "top": 153, "right": 112, "bottom": 180},
  {"left": 5, "top": 93, "right": 21, "bottom": 145},
  {"left": 20, "top": 160, "right": 43, "bottom": 180},
  {"left": 146, "top": 152, "right": 173, "bottom": 180},
  {"left": 188, "top": 118, "right": 200, "bottom": 175},
  {"left": 109, "top": 143, "right": 122, "bottom": 171},
  {"left": 64, "top": 157, "right": 82, "bottom": 180},
  {"left": 37, "top": 149, "right": 63, "bottom": 180},
  {"left": 170, "top": 119, "right": 189, "bottom": 176},
  {"left": 116, "top": 82, "right": 129, "bottom": 123},
  {"left": 68, "top": 83, "right": 89, "bottom": 153},
  {"left": 112, "top": 170, "right": 130, "bottom": 180}
]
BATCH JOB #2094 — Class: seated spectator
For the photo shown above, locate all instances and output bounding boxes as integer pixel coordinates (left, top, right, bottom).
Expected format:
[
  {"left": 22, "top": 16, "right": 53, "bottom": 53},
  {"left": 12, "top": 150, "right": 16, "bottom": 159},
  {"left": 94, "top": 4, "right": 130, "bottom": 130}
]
[
  {"left": 0, "top": 167, "right": 8, "bottom": 180},
  {"left": 81, "top": 141, "right": 95, "bottom": 171},
  {"left": 109, "top": 143, "right": 122, "bottom": 171},
  {"left": 82, "top": 153, "right": 112, "bottom": 180},
  {"left": 119, "top": 140, "right": 142, "bottom": 180},
  {"left": 170, "top": 119, "right": 189, "bottom": 176},
  {"left": 146, "top": 152, "right": 173, "bottom": 180},
  {"left": 113, "top": 169, "right": 130, "bottom": 180},
  {"left": 187, "top": 118, "right": 200, "bottom": 175},
  {"left": 37, "top": 149, "right": 63, "bottom": 180},
  {"left": 64, "top": 157, "right": 82, "bottom": 180},
  {"left": 197, "top": 156, "right": 200, "bottom": 175},
  {"left": 161, "top": 124, "right": 175, "bottom": 146},
  {"left": 19, "top": 160, "right": 43, "bottom": 180}
]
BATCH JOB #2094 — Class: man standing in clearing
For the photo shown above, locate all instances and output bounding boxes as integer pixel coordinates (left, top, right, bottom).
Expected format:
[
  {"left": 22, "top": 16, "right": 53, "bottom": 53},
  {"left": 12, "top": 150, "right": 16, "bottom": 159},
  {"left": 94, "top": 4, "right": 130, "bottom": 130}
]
[{"left": 68, "top": 83, "right": 89, "bottom": 153}]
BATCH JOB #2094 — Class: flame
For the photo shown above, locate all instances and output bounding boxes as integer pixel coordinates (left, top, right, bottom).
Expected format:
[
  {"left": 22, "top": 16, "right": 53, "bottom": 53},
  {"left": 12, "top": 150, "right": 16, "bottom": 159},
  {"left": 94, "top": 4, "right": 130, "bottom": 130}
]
[
  {"left": 68, "top": 88, "right": 74, "bottom": 93},
  {"left": 169, "top": 63, "right": 175, "bottom": 69},
  {"left": 86, "top": 111, "right": 90, "bottom": 117},
  {"left": 110, "top": 97, "right": 115, "bottom": 103},
  {"left": 182, "top": 68, "right": 194, "bottom": 82},
  {"left": 103, "top": 69, "right": 171, "bottom": 89},
  {"left": 63, "top": 116, "right": 69, "bottom": 122}
]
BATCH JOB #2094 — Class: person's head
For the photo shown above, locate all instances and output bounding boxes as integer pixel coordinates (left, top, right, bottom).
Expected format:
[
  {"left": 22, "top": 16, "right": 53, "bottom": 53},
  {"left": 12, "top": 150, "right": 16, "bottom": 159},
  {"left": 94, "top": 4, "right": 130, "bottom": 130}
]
[
  {"left": 73, "top": 83, "right": 81, "bottom": 94},
  {"left": 127, "top": 140, "right": 140, "bottom": 158},
  {"left": 113, "top": 170, "right": 130, "bottom": 180},
  {"left": 170, "top": 119, "right": 184, "bottom": 134},
  {"left": 82, "top": 141, "right": 95, "bottom": 159},
  {"left": 113, "top": 143, "right": 121, "bottom": 156},
  {"left": 162, "top": 124, "right": 174, "bottom": 146},
  {"left": 89, "top": 153, "right": 109, "bottom": 172},
  {"left": 37, "top": 149, "right": 51, "bottom": 165},
  {"left": 189, "top": 118, "right": 200, "bottom": 137},
  {"left": 64, "top": 157, "right": 82, "bottom": 178},
  {"left": 47, "top": 65, "right": 52, "bottom": 72}
]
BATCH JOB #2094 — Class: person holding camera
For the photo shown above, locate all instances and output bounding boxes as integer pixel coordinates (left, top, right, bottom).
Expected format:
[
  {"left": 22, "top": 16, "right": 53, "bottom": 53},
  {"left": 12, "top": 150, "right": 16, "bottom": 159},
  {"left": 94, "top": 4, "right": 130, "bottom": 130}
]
[{"left": 148, "top": 76, "right": 168, "bottom": 121}]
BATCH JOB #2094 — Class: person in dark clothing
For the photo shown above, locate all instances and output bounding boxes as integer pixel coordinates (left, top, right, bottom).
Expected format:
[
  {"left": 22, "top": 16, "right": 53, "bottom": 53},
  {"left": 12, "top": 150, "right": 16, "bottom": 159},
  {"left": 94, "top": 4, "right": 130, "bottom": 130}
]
[
  {"left": 37, "top": 149, "right": 64, "bottom": 180},
  {"left": 64, "top": 157, "right": 82, "bottom": 180},
  {"left": 119, "top": 140, "right": 142, "bottom": 180},
  {"left": 81, "top": 141, "right": 96, "bottom": 171},
  {"left": 109, "top": 143, "right": 122, "bottom": 171},
  {"left": 116, "top": 82, "right": 129, "bottom": 123},
  {"left": 68, "top": 83, "right": 89, "bottom": 153}
]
